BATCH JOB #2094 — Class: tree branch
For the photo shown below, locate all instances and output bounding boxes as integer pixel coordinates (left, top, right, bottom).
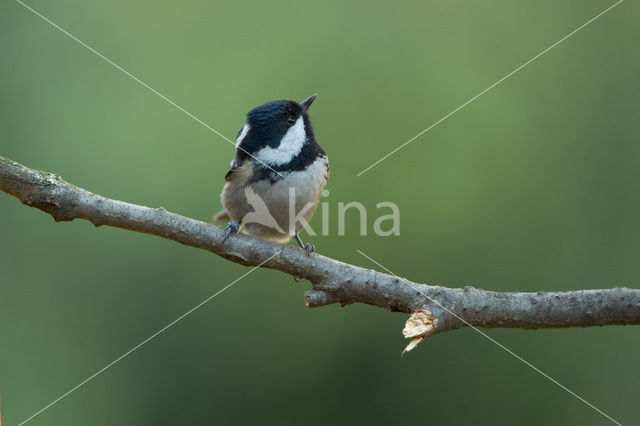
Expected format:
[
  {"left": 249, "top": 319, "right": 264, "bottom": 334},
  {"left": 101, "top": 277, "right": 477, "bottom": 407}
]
[{"left": 1, "top": 155, "right": 639, "bottom": 351}]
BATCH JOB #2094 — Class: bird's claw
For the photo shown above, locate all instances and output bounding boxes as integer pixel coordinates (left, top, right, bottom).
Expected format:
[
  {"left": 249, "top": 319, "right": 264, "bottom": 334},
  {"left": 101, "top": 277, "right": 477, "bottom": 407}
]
[
  {"left": 222, "top": 221, "right": 239, "bottom": 243},
  {"left": 303, "top": 243, "right": 315, "bottom": 255},
  {"left": 294, "top": 234, "right": 314, "bottom": 255}
]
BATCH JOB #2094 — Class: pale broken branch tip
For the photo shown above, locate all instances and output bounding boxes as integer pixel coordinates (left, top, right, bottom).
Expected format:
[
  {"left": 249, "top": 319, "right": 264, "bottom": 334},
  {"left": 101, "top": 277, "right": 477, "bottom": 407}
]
[{"left": 402, "top": 309, "right": 437, "bottom": 354}]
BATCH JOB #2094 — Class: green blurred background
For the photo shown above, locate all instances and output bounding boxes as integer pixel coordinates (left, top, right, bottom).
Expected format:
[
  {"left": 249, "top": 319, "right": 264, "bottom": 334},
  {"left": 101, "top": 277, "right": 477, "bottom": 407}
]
[{"left": 1, "top": 0, "right": 639, "bottom": 424}]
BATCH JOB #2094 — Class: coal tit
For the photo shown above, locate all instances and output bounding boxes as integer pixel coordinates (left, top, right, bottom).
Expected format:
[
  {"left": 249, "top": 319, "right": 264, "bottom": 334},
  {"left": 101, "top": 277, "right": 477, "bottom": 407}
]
[{"left": 214, "top": 94, "right": 329, "bottom": 253}]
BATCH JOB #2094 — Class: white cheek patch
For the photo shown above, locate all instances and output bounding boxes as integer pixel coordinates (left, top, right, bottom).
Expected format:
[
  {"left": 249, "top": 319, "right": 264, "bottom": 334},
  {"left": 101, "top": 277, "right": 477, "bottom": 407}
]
[
  {"left": 236, "top": 123, "right": 250, "bottom": 147},
  {"left": 255, "top": 117, "right": 306, "bottom": 165}
]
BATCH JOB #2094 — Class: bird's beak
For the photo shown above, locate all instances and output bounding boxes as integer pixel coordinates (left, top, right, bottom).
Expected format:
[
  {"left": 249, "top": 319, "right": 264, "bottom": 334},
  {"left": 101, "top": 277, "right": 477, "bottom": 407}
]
[{"left": 300, "top": 94, "right": 318, "bottom": 112}]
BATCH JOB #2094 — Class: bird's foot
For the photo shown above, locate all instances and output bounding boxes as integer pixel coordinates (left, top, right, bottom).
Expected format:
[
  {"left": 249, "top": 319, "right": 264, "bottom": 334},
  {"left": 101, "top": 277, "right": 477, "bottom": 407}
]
[
  {"left": 222, "top": 221, "right": 239, "bottom": 243},
  {"left": 294, "top": 234, "right": 314, "bottom": 255}
]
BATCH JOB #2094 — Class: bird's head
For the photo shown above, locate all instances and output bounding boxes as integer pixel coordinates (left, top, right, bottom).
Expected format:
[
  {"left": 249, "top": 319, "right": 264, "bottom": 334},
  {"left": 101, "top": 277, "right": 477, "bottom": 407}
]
[{"left": 235, "top": 94, "right": 318, "bottom": 166}]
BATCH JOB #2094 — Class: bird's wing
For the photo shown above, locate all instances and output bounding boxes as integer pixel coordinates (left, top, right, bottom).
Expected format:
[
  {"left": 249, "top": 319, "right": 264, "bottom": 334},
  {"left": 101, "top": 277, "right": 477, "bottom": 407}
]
[{"left": 224, "top": 158, "right": 243, "bottom": 181}]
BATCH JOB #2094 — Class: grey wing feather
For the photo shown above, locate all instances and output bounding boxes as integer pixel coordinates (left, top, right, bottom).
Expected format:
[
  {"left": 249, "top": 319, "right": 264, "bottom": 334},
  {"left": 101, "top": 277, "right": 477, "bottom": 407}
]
[
  {"left": 225, "top": 158, "right": 242, "bottom": 181},
  {"left": 216, "top": 159, "right": 241, "bottom": 222}
]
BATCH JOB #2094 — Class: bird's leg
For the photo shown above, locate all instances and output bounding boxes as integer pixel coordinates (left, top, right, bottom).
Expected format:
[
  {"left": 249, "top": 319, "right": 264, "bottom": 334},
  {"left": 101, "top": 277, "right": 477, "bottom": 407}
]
[
  {"left": 292, "top": 233, "right": 313, "bottom": 281},
  {"left": 222, "top": 221, "right": 239, "bottom": 243},
  {"left": 295, "top": 233, "right": 315, "bottom": 255}
]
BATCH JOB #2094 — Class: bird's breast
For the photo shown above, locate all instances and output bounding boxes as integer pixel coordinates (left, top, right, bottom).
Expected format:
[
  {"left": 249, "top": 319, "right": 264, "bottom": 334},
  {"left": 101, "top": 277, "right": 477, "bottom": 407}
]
[{"left": 221, "top": 156, "right": 329, "bottom": 238}]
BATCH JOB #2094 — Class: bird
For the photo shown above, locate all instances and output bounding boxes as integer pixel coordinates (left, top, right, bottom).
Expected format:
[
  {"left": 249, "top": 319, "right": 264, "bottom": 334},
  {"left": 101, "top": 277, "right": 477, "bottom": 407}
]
[{"left": 214, "top": 94, "right": 329, "bottom": 253}]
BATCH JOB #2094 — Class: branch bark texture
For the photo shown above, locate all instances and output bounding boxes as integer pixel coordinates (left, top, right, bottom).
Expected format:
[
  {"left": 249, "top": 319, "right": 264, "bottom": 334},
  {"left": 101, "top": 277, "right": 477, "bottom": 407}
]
[{"left": 1, "top": 155, "right": 639, "bottom": 345}]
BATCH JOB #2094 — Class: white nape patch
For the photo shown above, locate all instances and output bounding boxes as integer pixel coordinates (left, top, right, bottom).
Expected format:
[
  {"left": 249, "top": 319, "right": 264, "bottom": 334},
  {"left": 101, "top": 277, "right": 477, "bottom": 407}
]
[
  {"left": 255, "top": 117, "right": 306, "bottom": 165},
  {"left": 235, "top": 123, "right": 250, "bottom": 147}
]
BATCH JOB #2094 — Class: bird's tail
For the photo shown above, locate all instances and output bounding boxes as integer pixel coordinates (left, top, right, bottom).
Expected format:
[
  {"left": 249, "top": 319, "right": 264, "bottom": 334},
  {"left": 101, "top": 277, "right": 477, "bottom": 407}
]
[{"left": 213, "top": 209, "right": 231, "bottom": 222}]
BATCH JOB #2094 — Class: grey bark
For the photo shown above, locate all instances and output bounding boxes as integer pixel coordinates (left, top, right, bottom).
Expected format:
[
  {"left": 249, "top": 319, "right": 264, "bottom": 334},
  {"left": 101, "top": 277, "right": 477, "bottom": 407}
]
[{"left": 1, "top": 155, "right": 639, "bottom": 341}]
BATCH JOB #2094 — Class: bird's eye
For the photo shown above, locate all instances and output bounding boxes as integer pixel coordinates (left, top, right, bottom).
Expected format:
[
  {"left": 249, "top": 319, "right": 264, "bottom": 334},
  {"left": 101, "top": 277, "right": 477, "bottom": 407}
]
[{"left": 287, "top": 116, "right": 296, "bottom": 125}]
